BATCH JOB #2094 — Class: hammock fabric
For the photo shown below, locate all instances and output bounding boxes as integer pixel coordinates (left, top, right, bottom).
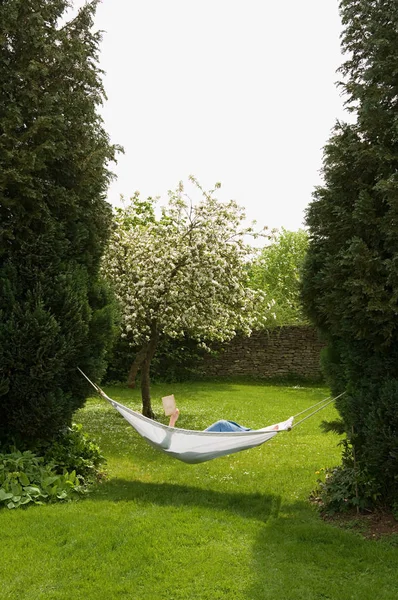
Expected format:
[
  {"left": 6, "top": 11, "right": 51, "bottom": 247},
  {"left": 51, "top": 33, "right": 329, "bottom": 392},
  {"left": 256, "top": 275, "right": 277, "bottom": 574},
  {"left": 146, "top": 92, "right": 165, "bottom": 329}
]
[
  {"left": 79, "top": 370, "right": 293, "bottom": 464},
  {"left": 111, "top": 396, "right": 293, "bottom": 464}
]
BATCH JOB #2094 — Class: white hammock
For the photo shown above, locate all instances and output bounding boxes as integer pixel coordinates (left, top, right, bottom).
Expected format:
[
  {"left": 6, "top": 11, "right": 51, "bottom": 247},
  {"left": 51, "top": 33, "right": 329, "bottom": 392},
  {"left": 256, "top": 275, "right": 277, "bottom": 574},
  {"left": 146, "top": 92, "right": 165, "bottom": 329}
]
[
  {"left": 78, "top": 369, "right": 294, "bottom": 464},
  {"left": 112, "top": 397, "right": 293, "bottom": 464}
]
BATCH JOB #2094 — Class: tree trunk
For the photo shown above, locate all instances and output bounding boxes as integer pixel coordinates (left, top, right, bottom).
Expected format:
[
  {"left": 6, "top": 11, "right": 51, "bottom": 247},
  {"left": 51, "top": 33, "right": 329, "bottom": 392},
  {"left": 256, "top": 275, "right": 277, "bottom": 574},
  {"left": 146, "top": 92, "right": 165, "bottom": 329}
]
[
  {"left": 140, "top": 327, "right": 158, "bottom": 418},
  {"left": 140, "top": 356, "right": 155, "bottom": 418},
  {"left": 127, "top": 342, "right": 149, "bottom": 388}
]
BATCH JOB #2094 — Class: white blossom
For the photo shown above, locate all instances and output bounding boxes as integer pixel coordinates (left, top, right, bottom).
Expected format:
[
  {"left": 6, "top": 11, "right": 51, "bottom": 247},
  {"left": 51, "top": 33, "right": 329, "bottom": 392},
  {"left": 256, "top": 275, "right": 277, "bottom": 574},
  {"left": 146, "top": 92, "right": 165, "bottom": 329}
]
[{"left": 102, "top": 178, "right": 271, "bottom": 347}]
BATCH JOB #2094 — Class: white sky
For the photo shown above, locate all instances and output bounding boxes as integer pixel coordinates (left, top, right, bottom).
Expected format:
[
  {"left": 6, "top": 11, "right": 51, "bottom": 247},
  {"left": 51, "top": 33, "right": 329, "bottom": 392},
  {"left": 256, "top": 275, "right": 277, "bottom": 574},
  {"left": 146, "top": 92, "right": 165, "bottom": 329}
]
[{"left": 71, "top": 0, "right": 348, "bottom": 235}]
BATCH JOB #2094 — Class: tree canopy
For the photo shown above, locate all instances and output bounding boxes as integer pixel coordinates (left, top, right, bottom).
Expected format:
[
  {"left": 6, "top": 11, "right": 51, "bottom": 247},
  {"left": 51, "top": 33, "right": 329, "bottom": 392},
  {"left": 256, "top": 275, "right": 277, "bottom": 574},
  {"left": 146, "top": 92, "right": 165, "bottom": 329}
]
[
  {"left": 0, "top": 0, "right": 119, "bottom": 447},
  {"left": 103, "top": 177, "right": 270, "bottom": 416},
  {"left": 249, "top": 228, "right": 308, "bottom": 326},
  {"left": 301, "top": 0, "right": 398, "bottom": 509}
]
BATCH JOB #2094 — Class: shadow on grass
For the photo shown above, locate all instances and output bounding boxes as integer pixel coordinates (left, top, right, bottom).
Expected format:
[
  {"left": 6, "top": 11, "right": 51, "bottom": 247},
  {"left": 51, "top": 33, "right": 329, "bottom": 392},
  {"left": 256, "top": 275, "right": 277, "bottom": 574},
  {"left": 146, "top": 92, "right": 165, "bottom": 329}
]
[
  {"left": 247, "top": 501, "right": 398, "bottom": 600},
  {"left": 89, "top": 480, "right": 398, "bottom": 598},
  {"left": 90, "top": 478, "right": 281, "bottom": 523}
]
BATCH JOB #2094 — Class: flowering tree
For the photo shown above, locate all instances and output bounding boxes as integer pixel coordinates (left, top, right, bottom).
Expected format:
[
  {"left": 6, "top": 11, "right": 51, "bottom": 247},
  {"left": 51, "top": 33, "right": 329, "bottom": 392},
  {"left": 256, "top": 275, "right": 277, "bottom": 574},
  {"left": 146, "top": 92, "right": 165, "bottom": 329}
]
[{"left": 103, "top": 177, "right": 270, "bottom": 417}]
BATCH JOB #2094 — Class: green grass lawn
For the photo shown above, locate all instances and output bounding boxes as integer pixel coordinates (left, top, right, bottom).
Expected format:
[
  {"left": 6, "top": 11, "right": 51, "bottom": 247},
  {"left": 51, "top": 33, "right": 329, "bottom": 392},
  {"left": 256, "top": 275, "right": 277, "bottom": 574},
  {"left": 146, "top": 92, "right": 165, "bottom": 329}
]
[{"left": 1, "top": 381, "right": 397, "bottom": 600}]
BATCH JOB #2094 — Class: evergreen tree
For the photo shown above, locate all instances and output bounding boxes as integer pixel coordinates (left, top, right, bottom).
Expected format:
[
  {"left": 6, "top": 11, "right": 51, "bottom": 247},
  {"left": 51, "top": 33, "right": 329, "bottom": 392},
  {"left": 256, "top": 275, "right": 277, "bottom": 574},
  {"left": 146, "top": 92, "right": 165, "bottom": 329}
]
[
  {"left": 0, "top": 0, "right": 119, "bottom": 447},
  {"left": 302, "top": 0, "right": 398, "bottom": 507}
]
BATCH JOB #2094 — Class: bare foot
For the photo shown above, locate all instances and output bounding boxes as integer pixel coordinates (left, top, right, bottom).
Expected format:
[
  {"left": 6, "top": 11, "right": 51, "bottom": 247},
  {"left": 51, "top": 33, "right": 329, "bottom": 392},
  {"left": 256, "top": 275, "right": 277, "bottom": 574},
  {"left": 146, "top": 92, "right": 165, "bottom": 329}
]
[{"left": 169, "top": 408, "right": 180, "bottom": 427}]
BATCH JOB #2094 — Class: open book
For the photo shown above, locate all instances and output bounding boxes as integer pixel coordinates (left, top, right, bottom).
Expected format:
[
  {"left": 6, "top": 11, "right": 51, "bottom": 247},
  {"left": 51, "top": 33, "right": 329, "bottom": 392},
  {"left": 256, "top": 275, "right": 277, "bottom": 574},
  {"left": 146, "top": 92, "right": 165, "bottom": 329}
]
[{"left": 162, "top": 394, "right": 176, "bottom": 416}]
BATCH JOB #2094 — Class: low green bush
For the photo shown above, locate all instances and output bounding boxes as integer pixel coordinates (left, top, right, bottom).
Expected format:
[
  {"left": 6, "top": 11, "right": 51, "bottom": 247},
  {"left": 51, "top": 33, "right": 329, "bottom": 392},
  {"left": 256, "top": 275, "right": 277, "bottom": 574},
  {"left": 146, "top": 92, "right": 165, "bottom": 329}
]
[
  {"left": 0, "top": 450, "right": 84, "bottom": 509},
  {"left": 312, "top": 439, "right": 380, "bottom": 514},
  {"left": 0, "top": 424, "right": 106, "bottom": 509},
  {"left": 43, "top": 423, "right": 105, "bottom": 483}
]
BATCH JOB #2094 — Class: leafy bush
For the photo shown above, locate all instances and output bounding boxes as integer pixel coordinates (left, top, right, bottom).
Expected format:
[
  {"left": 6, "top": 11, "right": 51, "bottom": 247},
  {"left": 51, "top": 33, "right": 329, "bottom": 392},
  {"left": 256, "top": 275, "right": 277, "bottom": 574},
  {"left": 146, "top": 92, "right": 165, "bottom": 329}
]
[
  {"left": 312, "top": 439, "right": 380, "bottom": 515},
  {"left": 0, "top": 424, "right": 106, "bottom": 510},
  {"left": 43, "top": 423, "right": 105, "bottom": 483},
  {"left": 0, "top": 450, "right": 84, "bottom": 509}
]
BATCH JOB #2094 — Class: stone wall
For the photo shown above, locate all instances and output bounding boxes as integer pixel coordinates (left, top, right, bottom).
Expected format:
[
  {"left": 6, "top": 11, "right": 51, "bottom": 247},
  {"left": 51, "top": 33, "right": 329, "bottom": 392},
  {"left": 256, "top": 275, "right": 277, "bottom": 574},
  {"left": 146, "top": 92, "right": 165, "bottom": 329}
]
[{"left": 199, "top": 326, "right": 325, "bottom": 380}]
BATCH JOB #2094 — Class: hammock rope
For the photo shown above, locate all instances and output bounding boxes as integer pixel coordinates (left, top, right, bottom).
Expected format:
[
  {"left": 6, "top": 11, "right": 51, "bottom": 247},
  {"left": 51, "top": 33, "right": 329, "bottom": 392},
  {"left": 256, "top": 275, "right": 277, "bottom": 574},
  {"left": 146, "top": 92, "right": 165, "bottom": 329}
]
[
  {"left": 292, "top": 396, "right": 333, "bottom": 419},
  {"left": 292, "top": 392, "right": 345, "bottom": 428},
  {"left": 77, "top": 368, "right": 343, "bottom": 464}
]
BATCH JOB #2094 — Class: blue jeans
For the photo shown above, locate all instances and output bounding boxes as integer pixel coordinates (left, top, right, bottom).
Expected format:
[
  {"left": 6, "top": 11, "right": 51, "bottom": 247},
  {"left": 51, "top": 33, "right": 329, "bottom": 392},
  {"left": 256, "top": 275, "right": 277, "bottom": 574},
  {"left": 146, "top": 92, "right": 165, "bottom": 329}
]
[{"left": 204, "top": 420, "right": 251, "bottom": 432}]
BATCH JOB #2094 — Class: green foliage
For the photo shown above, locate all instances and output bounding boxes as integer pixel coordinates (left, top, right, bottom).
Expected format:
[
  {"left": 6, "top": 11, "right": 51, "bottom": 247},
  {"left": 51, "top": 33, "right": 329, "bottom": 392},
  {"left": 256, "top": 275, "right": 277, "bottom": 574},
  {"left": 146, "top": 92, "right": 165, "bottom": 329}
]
[
  {"left": 301, "top": 0, "right": 398, "bottom": 509},
  {"left": 0, "top": 1, "right": 120, "bottom": 446},
  {"left": 113, "top": 192, "right": 157, "bottom": 230},
  {"left": 42, "top": 423, "right": 105, "bottom": 482},
  {"left": 312, "top": 439, "right": 380, "bottom": 515},
  {"left": 105, "top": 332, "right": 209, "bottom": 384},
  {"left": 0, "top": 450, "right": 84, "bottom": 509},
  {"left": 0, "top": 424, "right": 105, "bottom": 509},
  {"left": 249, "top": 229, "right": 308, "bottom": 326}
]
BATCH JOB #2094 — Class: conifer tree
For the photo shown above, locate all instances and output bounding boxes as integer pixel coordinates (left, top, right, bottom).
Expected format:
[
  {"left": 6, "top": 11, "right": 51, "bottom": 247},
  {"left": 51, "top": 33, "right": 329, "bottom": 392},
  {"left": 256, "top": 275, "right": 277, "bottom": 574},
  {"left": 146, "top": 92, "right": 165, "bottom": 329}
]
[
  {"left": 0, "top": 0, "right": 118, "bottom": 447},
  {"left": 302, "top": 0, "right": 398, "bottom": 507}
]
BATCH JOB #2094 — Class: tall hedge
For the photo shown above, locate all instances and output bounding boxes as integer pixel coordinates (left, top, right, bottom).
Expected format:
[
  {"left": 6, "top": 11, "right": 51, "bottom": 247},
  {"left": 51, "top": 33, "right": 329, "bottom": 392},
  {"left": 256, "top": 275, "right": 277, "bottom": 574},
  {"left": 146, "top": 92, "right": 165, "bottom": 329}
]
[
  {"left": 0, "top": 0, "right": 118, "bottom": 447},
  {"left": 301, "top": 0, "right": 398, "bottom": 507}
]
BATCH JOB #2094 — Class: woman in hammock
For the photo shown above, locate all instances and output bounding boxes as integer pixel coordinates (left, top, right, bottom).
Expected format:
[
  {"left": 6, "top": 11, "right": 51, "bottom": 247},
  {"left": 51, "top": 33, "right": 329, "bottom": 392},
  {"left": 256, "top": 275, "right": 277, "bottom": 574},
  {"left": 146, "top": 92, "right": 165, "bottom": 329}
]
[{"left": 169, "top": 408, "right": 279, "bottom": 432}]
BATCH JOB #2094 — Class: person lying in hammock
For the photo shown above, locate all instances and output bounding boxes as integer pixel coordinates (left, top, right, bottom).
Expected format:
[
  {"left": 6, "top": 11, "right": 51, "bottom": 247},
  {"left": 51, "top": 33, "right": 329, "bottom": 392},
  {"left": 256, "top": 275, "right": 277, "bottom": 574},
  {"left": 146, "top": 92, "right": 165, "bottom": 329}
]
[{"left": 169, "top": 408, "right": 279, "bottom": 431}]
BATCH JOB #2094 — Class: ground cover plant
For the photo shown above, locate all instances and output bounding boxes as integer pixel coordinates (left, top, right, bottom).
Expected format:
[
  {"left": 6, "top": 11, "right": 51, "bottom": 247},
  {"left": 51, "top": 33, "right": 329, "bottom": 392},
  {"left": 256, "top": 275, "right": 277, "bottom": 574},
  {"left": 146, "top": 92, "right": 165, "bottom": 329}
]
[
  {"left": 0, "top": 450, "right": 83, "bottom": 509},
  {"left": 1, "top": 382, "right": 397, "bottom": 600},
  {"left": 0, "top": 424, "right": 105, "bottom": 509}
]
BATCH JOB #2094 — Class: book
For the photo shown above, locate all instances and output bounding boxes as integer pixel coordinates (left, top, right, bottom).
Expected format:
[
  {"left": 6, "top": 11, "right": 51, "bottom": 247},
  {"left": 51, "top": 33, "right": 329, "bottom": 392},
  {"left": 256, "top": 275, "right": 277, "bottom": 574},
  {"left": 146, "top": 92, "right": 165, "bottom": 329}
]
[{"left": 162, "top": 394, "right": 176, "bottom": 416}]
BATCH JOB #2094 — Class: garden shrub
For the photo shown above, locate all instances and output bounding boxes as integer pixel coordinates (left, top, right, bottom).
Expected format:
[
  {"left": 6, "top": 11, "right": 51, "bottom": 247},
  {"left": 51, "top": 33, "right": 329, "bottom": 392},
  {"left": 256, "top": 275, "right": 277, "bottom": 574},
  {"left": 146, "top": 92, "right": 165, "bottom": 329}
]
[
  {"left": 0, "top": 424, "right": 105, "bottom": 510},
  {"left": 0, "top": 450, "right": 84, "bottom": 509},
  {"left": 313, "top": 439, "right": 380, "bottom": 515},
  {"left": 42, "top": 423, "right": 105, "bottom": 484}
]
